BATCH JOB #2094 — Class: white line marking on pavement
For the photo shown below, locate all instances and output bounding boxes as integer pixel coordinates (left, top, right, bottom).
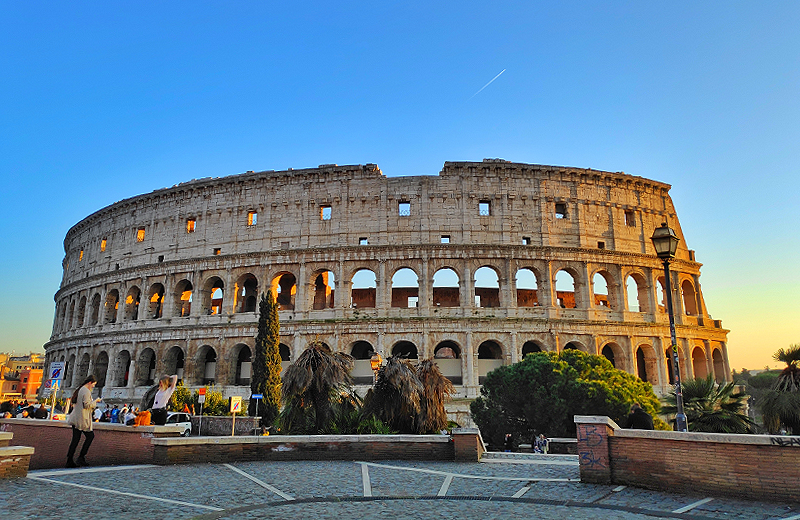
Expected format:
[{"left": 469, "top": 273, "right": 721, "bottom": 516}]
[
  {"left": 778, "top": 515, "right": 800, "bottom": 520},
  {"left": 222, "top": 463, "right": 294, "bottom": 501},
  {"left": 613, "top": 485, "right": 627, "bottom": 492},
  {"left": 30, "top": 465, "right": 158, "bottom": 477},
  {"left": 360, "top": 463, "right": 372, "bottom": 497},
  {"left": 673, "top": 497, "right": 714, "bottom": 513},
  {"left": 27, "top": 476, "right": 222, "bottom": 511},
  {"left": 362, "top": 462, "right": 579, "bottom": 482},
  {"left": 481, "top": 458, "right": 578, "bottom": 466},
  {"left": 437, "top": 474, "right": 454, "bottom": 496},
  {"left": 512, "top": 485, "right": 531, "bottom": 498}
]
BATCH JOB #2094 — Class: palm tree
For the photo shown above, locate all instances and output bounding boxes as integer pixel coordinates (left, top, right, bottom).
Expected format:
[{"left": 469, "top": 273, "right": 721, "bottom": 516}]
[
  {"left": 662, "top": 376, "right": 756, "bottom": 434},
  {"left": 363, "top": 356, "right": 423, "bottom": 433},
  {"left": 417, "top": 359, "right": 455, "bottom": 433},
  {"left": 280, "top": 341, "right": 353, "bottom": 433},
  {"left": 759, "top": 344, "right": 800, "bottom": 434}
]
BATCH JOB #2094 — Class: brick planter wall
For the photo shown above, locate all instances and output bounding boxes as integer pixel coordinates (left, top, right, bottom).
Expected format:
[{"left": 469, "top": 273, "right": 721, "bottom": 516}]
[
  {"left": 575, "top": 415, "right": 800, "bottom": 503},
  {"left": 0, "top": 418, "right": 183, "bottom": 470},
  {"left": 191, "top": 415, "right": 260, "bottom": 436}
]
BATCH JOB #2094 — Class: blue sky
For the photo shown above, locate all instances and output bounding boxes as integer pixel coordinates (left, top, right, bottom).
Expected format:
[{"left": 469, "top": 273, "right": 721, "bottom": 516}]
[{"left": 1, "top": 2, "right": 797, "bottom": 370}]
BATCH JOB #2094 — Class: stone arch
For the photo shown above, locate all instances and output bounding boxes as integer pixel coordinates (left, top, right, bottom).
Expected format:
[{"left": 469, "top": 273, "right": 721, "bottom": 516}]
[
  {"left": 67, "top": 300, "right": 75, "bottom": 330},
  {"left": 163, "top": 346, "right": 185, "bottom": 383},
  {"left": 434, "top": 341, "right": 461, "bottom": 359},
  {"left": 682, "top": 279, "right": 698, "bottom": 316},
  {"left": 692, "top": 346, "right": 708, "bottom": 379},
  {"left": 135, "top": 348, "right": 156, "bottom": 386},
  {"left": 434, "top": 340, "right": 462, "bottom": 385},
  {"left": 65, "top": 354, "right": 76, "bottom": 387},
  {"left": 311, "top": 270, "right": 336, "bottom": 310},
  {"left": 272, "top": 272, "right": 296, "bottom": 310},
  {"left": 601, "top": 342, "right": 623, "bottom": 368},
  {"left": 477, "top": 340, "right": 504, "bottom": 384},
  {"left": 433, "top": 267, "right": 460, "bottom": 307},
  {"left": 563, "top": 341, "right": 586, "bottom": 352},
  {"left": 115, "top": 350, "right": 131, "bottom": 387},
  {"left": 202, "top": 276, "right": 224, "bottom": 315},
  {"left": 391, "top": 268, "right": 419, "bottom": 308},
  {"left": 124, "top": 286, "right": 141, "bottom": 321},
  {"left": 90, "top": 293, "right": 101, "bottom": 325},
  {"left": 94, "top": 351, "right": 110, "bottom": 388},
  {"left": 626, "top": 272, "right": 650, "bottom": 313},
  {"left": 196, "top": 345, "right": 217, "bottom": 385},
  {"left": 636, "top": 344, "right": 659, "bottom": 384},
  {"left": 474, "top": 265, "right": 501, "bottom": 308},
  {"left": 522, "top": 341, "right": 543, "bottom": 356},
  {"left": 279, "top": 343, "right": 291, "bottom": 362},
  {"left": 350, "top": 341, "right": 375, "bottom": 360},
  {"left": 234, "top": 273, "right": 259, "bottom": 313},
  {"left": 76, "top": 295, "right": 87, "bottom": 328},
  {"left": 554, "top": 269, "right": 578, "bottom": 309},
  {"left": 712, "top": 348, "right": 725, "bottom": 383},
  {"left": 351, "top": 269, "right": 377, "bottom": 308},
  {"left": 174, "top": 280, "right": 193, "bottom": 317},
  {"left": 76, "top": 353, "right": 90, "bottom": 383},
  {"left": 147, "top": 283, "right": 165, "bottom": 319},
  {"left": 104, "top": 289, "right": 119, "bottom": 324},
  {"left": 515, "top": 268, "right": 539, "bottom": 307},
  {"left": 391, "top": 341, "right": 418, "bottom": 359},
  {"left": 350, "top": 341, "right": 376, "bottom": 385},
  {"left": 592, "top": 270, "right": 614, "bottom": 309},
  {"left": 656, "top": 276, "right": 667, "bottom": 313},
  {"left": 232, "top": 344, "right": 252, "bottom": 386}
]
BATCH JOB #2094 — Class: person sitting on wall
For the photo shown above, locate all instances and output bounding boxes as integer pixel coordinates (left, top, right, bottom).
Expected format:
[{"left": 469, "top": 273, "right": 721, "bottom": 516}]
[
  {"left": 624, "top": 403, "right": 654, "bottom": 430},
  {"left": 150, "top": 374, "right": 178, "bottom": 426}
]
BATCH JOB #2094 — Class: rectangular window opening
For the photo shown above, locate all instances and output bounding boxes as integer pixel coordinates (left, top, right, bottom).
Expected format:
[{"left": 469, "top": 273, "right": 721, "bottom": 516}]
[
  {"left": 441, "top": 235, "right": 450, "bottom": 244},
  {"left": 213, "top": 248, "right": 221, "bottom": 256},
  {"left": 281, "top": 241, "right": 289, "bottom": 249},
  {"left": 407, "top": 296, "right": 418, "bottom": 308},
  {"left": 598, "top": 241, "right": 606, "bottom": 249},
  {"left": 247, "top": 211, "right": 258, "bottom": 226},
  {"left": 522, "top": 237, "right": 531, "bottom": 245},
  {"left": 320, "top": 205, "right": 332, "bottom": 221},
  {"left": 186, "top": 219, "right": 196, "bottom": 233},
  {"left": 359, "top": 237, "right": 368, "bottom": 245},
  {"left": 479, "top": 200, "right": 491, "bottom": 216},
  {"left": 79, "top": 249, "right": 84, "bottom": 261},
  {"left": 555, "top": 203, "right": 567, "bottom": 219},
  {"left": 136, "top": 228, "right": 145, "bottom": 242},
  {"left": 158, "top": 255, "right": 164, "bottom": 263},
  {"left": 398, "top": 201, "right": 411, "bottom": 216},
  {"left": 100, "top": 238, "right": 107, "bottom": 252},
  {"left": 625, "top": 210, "right": 635, "bottom": 227}
]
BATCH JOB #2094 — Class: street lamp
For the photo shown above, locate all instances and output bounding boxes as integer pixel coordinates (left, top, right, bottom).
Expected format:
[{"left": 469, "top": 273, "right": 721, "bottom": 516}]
[
  {"left": 650, "top": 222, "right": 688, "bottom": 432},
  {"left": 370, "top": 352, "right": 383, "bottom": 385}
]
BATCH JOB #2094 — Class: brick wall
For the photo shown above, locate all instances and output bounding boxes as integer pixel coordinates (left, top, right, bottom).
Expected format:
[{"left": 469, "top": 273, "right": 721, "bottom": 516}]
[
  {"left": 0, "top": 418, "right": 182, "bottom": 470},
  {"left": 0, "top": 447, "right": 34, "bottom": 479},
  {"left": 575, "top": 415, "right": 800, "bottom": 503}
]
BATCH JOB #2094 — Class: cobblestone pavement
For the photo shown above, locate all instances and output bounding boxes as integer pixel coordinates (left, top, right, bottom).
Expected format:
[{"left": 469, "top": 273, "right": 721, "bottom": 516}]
[{"left": 1, "top": 457, "right": 797, "bottom": 520}]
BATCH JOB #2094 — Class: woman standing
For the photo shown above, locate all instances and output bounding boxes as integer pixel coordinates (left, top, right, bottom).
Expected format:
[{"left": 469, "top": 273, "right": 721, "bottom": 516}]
[
  {"left": 150, "top": 374, "right": 178, "bottom": 426},
  {"left": 65, "top": 375, "right": 101, "bottom": 467}
]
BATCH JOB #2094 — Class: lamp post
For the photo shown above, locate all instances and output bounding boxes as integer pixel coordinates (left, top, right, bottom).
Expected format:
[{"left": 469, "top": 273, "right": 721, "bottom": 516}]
[
  {"left": 651, "top": 222, "right": 688, "bottom": 432},
  {"left": 370, "top": 352, "right": 383, "bottom": 385}
]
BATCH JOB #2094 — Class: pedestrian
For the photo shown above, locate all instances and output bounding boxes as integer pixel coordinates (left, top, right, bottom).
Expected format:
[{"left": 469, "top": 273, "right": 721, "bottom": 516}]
[
  {"left": 65, "top": 375, "right": 101, "bottom": 467},
  {"left": 110, "top": 405, "right": 119, "bottom": 424},
  {"left": 503, "top": 433, "right": 513, "bottom": 452},
  {"left": 119, "top": 404, "right": 128, "bottom": 423},
  {"left": 150, "top": 374, "right": 178, "bottom": 426},
  {"left": 624, "top": 403, "right": 654, "bottom": 430},
  {"left": 93, "top": 405, "right": 103, "bottom": 422},
  {"left": 534, "top": 434, "right": 549, "bottom": 454}
]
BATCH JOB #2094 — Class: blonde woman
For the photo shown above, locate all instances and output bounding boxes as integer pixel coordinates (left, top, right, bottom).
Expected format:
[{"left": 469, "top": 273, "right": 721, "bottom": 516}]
[
  {"left": 150, "top": 374, "right": 178, "bottom": 425},
  {"left": 65, "top": 375, "right": 101, "bottom": 467}
]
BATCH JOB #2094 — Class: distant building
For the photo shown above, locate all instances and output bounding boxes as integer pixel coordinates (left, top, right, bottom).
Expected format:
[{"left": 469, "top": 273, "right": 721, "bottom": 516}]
[{"left": 0, "top": 353, "right": 44, "bottom": 400}]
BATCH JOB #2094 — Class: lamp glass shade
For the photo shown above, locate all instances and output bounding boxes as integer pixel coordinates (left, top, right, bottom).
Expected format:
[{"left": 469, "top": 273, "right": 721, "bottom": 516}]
[{"left": 650, "top": 223, "right": 680, "bottom": 259}]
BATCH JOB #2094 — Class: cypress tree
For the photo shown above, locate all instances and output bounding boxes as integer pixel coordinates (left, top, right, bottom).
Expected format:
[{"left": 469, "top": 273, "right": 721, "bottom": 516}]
[{"left": 250, "top": 292, "right": 282, "bottom": 425}]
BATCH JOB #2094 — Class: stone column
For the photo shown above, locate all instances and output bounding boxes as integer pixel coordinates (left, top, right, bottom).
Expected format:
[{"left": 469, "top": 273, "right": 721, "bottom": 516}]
[
  {"left": 420, "top": 258, "right": 430, "bottom": 313},
  {"left": 510, "top": 332, "right": 519, "bottom": 364},
  {"left": 462, "top": 266, "right": 473, "bottom": 310},
  {"left": 574, "top": 416, "right": 617, "bottom": 484},
  {"left": 222, "top": 269, "right": 235, "bottom": 315}
]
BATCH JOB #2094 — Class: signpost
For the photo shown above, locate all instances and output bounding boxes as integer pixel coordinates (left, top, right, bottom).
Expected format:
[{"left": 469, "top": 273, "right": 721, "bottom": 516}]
[
  {"left": 197, "top": 387, "right": 206, "bottom": 435},
  {"left": 43, "top": 363, "right": 66, "bottom": 419},
  {"left": 229, "top": 396, "right": 242, "bottom": 436},
  {"left": 251, "top": 393, "right": 263, "bottom": 418}
]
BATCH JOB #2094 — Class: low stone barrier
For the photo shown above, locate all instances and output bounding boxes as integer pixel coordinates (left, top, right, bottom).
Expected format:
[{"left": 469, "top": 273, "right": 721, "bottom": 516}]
[
  {"left": 0, "top": 432, "right": 34, "bottom": 479},
  {"left": 0, "top": 418, "right": 183, "bottom": 470},
  {"left": 191, "top": 415, "right": 260, "bottom": 436},
  {"left": 574, "top": 415, "right": 800, "bottom": 503}
]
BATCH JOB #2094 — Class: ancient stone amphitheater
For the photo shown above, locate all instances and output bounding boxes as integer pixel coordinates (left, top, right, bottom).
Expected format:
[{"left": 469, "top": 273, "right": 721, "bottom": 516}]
[{"left": 44, "top": 160, "right": 729, "bottom": 402}]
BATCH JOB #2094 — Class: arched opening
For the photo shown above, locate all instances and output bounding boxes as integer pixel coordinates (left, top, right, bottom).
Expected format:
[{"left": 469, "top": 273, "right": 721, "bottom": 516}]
[
  {"left": 104, "top": 290, "right": 119, "bottom": 324},
  {"left": 555, "top": 270, "right": 577, "bottom": 308},
  {"left": 391, "top": 268, "right": 419, "bottom": 308},
  {"left": 350, "top": 341, "right": 376, "bottom": 384},
  {"left": 164, "top": 346, "right": 185, "bottom": 383},
  {"left": 115, "top": 350, "right": 131, "bottom": 387},
  {"left": 434, "top": 341, "right": 462, "bottom": 385},
  {"left": 636, "top": 345, "right": 659, "bottom": 384},
  {"left": 135, "top": 348, "right": 156, "bottom": 386},
  {"left": 665, "top": 347, "right": 676, "bottom": 385},
  {"left": 433, "top": 268, "right": 460, "bottom": 307},
  {"left": 147, "top": 284, "right": 165, "bottom": 319},
  {"left": 656, "top": 277, "right": 667, "bottom": 313},
  {"left": 626, "top": 273, "right": 649, "bottom": 313},
  {"left": 682, "top": 280, "right": 698, "bottom": 316},
  {"left": 351, "top": 269, "right": 376, "bottom": 308},
  {"left": 77, "top": 353, "right": 90, "bottom": 383},
  {"left": 197, "top": 346, "right": 217, "bottom": 385},
  {"left": 273, "top": 273, "right": 296, "bottom": 310},
  {"left": 94, "top": 351, "right": 109, "bottom": 388},
  {"left": 515, "top": 268, "right": 539, "bottom": 307},
  {"left": 67, "top": 301, "right": 75, "bottom": 330},
  {"left": 391, "top": 341, "right": 418, "bottom": 359},
  {"left": 124, "top": 286, "right": 141, "bottom": 321},
  {"left": 203, "top": 277, "right": 224, "bottom": 315},
  {"left": 65, "top": 354, "right": 76, "bottom": 387},
  {"left": 692, "top": 346, "right": 708, "bottom": 379},
  {"left": 234, "top": 274, "right": 258, "bottom": 313},
  {"left": 312, "top": 270, "right": 335, "bottom": 310},
  {"left": 522, "top": 341, "right": 543, "bottom": 356},
  {"left": 563, "top": 341, "right": 583, "bottom": 351},
  {"left": 234, "top": 345, "right": 252, "bottom": 386},
  {"left": 712, "top": 348, "right": 725, "bottom": 383},
  {"left": 279, "top": 343, "right": 291, "bottom": 376},
  {"left": 76, "top": 296, "right": 86, "bottom": 328},
  {"left": 601, "top": 344, "right": 617, "bottom": 367},
  {"left": 474, "top": 266, "right": 500, "bottom": 308},
  {"left": 174, "top": 280, "right": 193, "bottom": 317},
  {"left": 593, "top": 272, "right": 612, "bottom": 308},
  {"left": 90, "top": 293, "right": 101, "bottom": 325},
  {"left": 477, "top": 340, "right": 503, "bottom": 384}
]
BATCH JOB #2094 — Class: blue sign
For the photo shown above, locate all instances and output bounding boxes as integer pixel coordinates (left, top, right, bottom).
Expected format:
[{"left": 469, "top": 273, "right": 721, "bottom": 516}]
[{"left": 251, "top": 394, "right": 263, "bottom": 399}]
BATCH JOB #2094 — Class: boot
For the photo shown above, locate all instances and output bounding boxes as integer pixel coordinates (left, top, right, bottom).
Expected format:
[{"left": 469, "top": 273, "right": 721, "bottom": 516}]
[
  {"left": 65, "top": 458, "right": 78, "bottom": 468},
  {"left": 76, "top": 456, "right": 88, "bottom": 467}
]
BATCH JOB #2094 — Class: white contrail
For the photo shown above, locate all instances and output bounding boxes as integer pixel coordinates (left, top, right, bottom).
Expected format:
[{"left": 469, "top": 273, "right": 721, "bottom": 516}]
[{"left": 470, "top": 69, "right": 506, "bottom": 99}]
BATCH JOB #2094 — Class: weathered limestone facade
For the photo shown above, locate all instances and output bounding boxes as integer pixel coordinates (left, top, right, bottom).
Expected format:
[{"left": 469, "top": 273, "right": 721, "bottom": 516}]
[{"left": 44, "top": 160, "right": 730, "bottom": 401}]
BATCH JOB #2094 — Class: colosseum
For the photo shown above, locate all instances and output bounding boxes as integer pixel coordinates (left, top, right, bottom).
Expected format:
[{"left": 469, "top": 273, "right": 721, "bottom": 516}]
[{"left": 44, "top": 159, "right": 730, "bottom": 404}]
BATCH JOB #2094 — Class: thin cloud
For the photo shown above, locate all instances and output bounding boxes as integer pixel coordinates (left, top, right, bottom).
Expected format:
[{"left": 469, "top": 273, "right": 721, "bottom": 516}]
[{"left": 469, "top": 69, "right": 506, "bottom": 99}]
